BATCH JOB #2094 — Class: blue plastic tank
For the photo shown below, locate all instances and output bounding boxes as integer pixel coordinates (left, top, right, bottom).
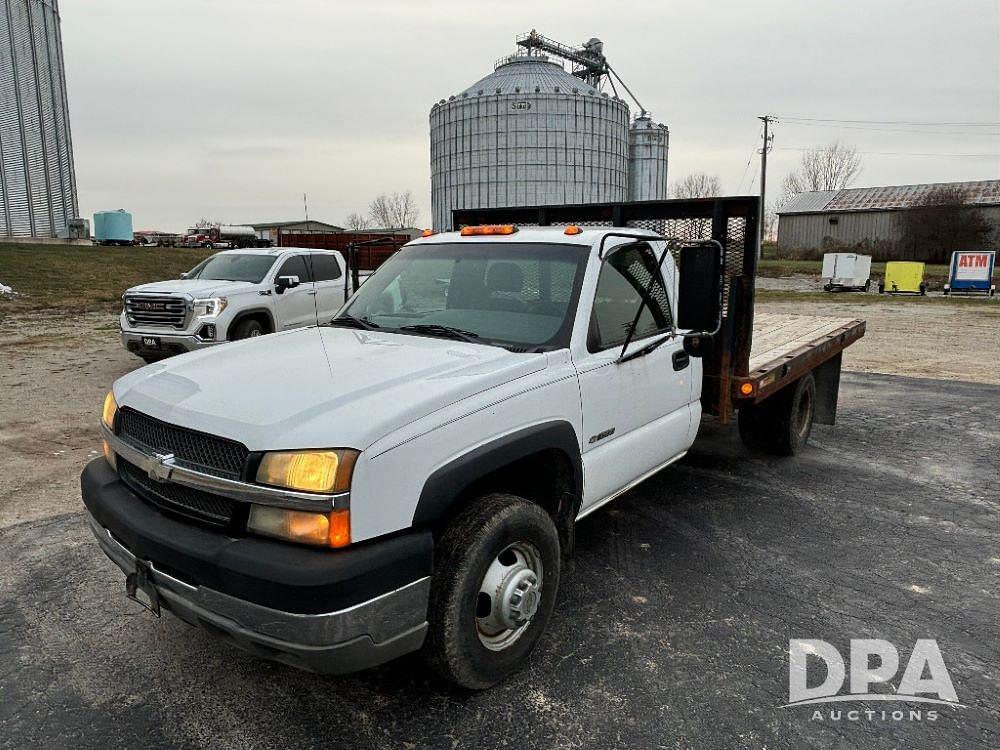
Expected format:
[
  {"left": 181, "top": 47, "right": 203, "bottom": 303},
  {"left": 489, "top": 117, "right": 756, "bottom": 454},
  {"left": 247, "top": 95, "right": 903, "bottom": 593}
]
[{"left": 93, "top": 210, "right": 134, "bottom": 245}]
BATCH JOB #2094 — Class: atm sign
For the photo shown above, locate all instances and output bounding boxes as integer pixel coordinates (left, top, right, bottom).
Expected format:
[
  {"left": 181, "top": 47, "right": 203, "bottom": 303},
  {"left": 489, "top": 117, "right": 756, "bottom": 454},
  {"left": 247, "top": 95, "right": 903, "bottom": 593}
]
[{"left": 953, "top": 251, "right": 995, "bottom": 281}]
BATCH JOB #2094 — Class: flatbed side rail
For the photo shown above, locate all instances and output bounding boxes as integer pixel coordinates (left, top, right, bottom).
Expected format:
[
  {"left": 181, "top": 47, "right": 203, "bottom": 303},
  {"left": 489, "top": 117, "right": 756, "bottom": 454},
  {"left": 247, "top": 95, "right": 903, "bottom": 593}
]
[
  {"left": 737, "top": 319, "right": 867, "bottom": 405},
  {"left": 454, "top": 197, "right": 761, "bottom": 423}
]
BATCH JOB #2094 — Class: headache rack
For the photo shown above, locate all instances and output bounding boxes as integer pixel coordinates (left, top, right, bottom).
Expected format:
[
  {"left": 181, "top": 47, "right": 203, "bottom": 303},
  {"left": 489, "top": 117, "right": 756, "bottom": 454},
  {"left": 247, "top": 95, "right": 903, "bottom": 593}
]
[{"left": 452, "top": 196, "right": 864, "bottom": 423}]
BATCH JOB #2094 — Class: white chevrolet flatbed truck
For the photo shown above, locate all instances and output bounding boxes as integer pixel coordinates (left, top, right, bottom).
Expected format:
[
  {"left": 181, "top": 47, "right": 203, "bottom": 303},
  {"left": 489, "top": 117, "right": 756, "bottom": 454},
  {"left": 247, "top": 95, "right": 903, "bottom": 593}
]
[
  {"left": 82, "top": 197, "right": 865, "bottom": 689},
  {"left": 120, "top": 247, "right": 356, "bottom": 362}
]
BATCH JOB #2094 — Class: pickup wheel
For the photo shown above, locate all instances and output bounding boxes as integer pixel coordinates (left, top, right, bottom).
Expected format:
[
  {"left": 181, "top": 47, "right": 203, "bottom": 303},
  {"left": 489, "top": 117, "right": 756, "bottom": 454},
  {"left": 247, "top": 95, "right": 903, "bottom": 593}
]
[
  {"left": 424, "top": 493, "right": 561, "bottom": 689},
  {"left": 231, "top": 318, "right": 265, "bottom": 340},
  {"left": 738, "top": 372, "right": 816, "bottom": 456}
]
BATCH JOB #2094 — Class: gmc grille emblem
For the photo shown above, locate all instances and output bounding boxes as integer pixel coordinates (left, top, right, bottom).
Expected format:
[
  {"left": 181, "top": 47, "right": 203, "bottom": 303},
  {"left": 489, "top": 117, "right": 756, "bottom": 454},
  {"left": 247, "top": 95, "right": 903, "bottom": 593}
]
[{"left": 135, "top": 301, "right": 165, "bottom": 311}]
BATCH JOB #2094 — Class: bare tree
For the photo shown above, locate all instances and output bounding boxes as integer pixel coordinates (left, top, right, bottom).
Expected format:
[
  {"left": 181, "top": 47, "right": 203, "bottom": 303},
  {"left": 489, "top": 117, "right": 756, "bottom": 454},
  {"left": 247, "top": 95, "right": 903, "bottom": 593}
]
[
  {"left": 898, "top": 185, "right": 994, "bottom": 263},
  {"left": 368, "top": 191, "right": 419, "bottom": 229},
  {"left": 344, "top": 212, "right": 368, "bottom": 231},
  {"left": 671, "top": 173, "right": 722, "bottom": 199},
  {"left": 781, "top": 142, "right": 863, "bottom": 205}
]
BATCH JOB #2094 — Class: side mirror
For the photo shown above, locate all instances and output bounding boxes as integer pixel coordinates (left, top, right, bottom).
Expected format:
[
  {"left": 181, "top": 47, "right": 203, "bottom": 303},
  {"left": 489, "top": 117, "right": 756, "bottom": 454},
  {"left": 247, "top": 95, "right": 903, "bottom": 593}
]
[
  {"left": 275, "top": 275, "right": 300, "bottom": 294},
  {"left": 676, "top": 243, "right": 723, "bottom": 334}
]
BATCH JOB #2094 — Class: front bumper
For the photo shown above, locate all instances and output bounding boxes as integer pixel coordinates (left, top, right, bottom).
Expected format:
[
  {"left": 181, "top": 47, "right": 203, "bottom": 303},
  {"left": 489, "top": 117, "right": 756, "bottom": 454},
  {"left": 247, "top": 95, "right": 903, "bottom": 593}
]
[
  {"left": 81, "top": 459, "right": 433, "bottom": 674},
  {"left": 121, "top": 329, "right": 220, "bottom": 357}
]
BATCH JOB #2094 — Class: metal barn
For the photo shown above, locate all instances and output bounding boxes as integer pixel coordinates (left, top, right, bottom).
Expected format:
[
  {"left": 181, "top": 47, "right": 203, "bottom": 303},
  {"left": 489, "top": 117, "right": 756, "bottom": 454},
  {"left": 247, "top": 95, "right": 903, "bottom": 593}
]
[{"left": 776, "top": 180, "right": 1000, "bottom": 262}]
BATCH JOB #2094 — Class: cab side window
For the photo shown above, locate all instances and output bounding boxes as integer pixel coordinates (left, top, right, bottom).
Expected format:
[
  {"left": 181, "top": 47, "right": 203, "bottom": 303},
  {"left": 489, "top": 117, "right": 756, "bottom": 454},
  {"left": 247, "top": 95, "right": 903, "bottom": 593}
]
[
  {"left": 310, "top": 254, "right": 342, "bottom": 282},
  {"left": 275, "top": 254, "right": 311, "bottom": 283},
  {"left": 588, "top": 243, "right": 673, "bottom": 352}
]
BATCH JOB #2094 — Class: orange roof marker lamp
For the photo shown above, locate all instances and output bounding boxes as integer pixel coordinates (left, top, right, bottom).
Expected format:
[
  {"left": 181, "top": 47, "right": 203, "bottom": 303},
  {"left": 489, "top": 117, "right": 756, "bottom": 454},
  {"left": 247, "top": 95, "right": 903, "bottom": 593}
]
[{"left": 459, "top": 224, "right": 518, "bottom": 236}]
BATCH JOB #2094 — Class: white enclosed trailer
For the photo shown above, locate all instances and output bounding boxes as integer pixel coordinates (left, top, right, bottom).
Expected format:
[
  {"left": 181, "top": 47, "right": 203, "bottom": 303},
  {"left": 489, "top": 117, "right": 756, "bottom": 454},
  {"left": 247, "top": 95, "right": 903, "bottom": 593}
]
[{"left": 822, "top": 253, "right": 871, "bottom": 292}]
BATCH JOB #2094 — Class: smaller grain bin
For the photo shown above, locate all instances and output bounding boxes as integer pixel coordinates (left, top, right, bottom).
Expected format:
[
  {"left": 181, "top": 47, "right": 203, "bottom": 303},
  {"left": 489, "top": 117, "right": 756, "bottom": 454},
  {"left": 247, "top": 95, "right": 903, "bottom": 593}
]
[
  {"left": 628, "top": 115, "right": 669, "bottom": 202},
  {"left": 94, "top": 210, "right": 134, "bottom": 246}
]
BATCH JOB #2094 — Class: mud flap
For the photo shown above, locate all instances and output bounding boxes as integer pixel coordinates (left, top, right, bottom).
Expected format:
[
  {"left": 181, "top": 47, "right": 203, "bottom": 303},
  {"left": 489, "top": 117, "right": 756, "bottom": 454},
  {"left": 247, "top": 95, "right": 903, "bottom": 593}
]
[{"left": 813, "top": 353, "right": 842, "bottom": 426}]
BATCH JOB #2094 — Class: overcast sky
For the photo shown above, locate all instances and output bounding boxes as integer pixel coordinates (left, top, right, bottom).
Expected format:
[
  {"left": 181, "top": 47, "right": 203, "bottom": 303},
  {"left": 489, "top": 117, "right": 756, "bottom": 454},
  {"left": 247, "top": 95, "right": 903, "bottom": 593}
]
[{"left": 62, "top": 0, "right": 1000, "bottom": 232}]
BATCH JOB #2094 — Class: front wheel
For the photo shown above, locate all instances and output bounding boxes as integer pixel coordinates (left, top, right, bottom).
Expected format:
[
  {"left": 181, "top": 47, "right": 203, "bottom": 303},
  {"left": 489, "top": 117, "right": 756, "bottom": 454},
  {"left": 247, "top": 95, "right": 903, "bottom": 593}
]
[
  {"left": 230, "top": 318, "right": 265, "bottom": 340},
  {"left": 424, "top": 494, "right": 561, "bottom": 689}
]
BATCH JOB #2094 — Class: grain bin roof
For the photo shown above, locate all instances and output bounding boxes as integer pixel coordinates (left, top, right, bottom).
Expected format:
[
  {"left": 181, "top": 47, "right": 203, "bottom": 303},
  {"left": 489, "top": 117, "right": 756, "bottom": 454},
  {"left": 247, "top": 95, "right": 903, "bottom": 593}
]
[
  {"left": 454, "top": 56, "right": 602, "bottom": 98},
  {"left": 778, "top": 179, "right": 1000, "bottom": 215}
]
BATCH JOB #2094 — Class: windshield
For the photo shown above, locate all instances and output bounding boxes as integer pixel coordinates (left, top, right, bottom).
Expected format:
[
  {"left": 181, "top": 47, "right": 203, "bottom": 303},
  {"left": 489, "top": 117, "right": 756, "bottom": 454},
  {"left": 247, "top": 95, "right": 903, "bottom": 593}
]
[
  {"left": 338, "top": 242, "right": 589, "bottom": 351},
  {"left": 185, "top": 253, "right": 276, "bottom": 283}
]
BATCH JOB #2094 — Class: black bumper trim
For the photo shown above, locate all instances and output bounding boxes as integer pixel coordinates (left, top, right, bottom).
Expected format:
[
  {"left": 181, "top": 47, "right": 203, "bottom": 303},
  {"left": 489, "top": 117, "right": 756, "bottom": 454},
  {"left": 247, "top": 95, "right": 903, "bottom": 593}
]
[{"left": 81, "top": 458, "right": 433, "bottom": 615}]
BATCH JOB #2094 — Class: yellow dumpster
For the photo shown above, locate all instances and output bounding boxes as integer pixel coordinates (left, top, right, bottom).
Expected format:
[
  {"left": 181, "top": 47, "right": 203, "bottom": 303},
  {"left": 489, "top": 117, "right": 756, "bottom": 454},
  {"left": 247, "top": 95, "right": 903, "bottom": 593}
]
[{"left": 881, "top": 261, "right": 927, "bottom": 295}]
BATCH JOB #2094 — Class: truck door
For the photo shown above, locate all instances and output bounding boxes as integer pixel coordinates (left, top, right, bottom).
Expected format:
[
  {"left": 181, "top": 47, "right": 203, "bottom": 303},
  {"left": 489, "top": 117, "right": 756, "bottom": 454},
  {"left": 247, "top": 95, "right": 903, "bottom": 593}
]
[
  {"left": 308, "top": 252, "right": 346, "bottom": 320},
  {"left": 574, "top": 240, "right": 696, "bottom": 513},
  {"left": 272, "top": 254, "right": 317, "bottom": 329}
]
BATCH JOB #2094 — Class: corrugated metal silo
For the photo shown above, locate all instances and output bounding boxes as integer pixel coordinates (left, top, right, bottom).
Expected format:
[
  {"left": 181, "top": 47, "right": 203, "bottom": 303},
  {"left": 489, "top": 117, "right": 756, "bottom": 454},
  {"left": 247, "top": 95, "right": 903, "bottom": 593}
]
[
  {"left": 430, "top": 55, "right": 630, "bottom": 230},
  {"left": 0, "top": 0, "right": 78, "bottom": 238},
  {"left": 628, "top": 115, "right": 669, "bottom": 202}
]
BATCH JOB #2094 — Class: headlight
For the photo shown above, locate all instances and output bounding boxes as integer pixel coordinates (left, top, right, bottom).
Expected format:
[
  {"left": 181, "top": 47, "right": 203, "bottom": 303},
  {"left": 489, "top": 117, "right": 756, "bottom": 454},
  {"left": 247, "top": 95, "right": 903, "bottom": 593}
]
[
  {"left": 101, "top": 391, "right": 118, "bottom": 469},
  {"left": 102, "top": 391, "right": 118, "bottom": 429},
  {"left": 247, "top": 506, "right": 350, "bottom": 548},
  {"left": 192, "top": 297, "right": 227, "bottom": 317},
  {"left": 255, "top": 449, "right": 358, "bottom": 494}
]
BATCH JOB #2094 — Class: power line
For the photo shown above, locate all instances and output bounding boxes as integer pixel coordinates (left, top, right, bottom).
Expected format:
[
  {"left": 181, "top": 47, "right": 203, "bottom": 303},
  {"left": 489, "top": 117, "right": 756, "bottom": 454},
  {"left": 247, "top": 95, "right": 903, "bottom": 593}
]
[
  {"left": 777, "top": 120, "right": 1000, "bottom": 137},
  {"left": 775, "top": 146, "right": 999, "bottom": 158},
  {"left": 778, "top": 116, "right": 1000, "bottom": 127}
]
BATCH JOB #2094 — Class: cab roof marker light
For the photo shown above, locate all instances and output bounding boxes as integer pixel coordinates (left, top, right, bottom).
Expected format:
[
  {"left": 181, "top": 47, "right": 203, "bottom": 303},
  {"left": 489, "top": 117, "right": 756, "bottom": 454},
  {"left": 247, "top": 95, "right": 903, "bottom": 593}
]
[
  {"left": 459, "top": 224, "right": 518, "bottom": 236},
  {"left": 564, "top": 225, "right": 583, "bottom": 235},
  {"left": 421, "top": 229, "right": 434, "bottom": 237}
]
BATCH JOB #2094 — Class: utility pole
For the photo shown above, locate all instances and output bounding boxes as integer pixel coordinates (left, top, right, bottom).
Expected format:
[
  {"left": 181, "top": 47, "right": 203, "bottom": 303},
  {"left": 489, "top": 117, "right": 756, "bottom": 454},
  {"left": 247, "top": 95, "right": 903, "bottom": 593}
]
[
  {"left": 757, "top": 115, "right": 775, "bottom": 258},
  {"left": 303, "top": 192, "right": 310, "bottom": 230}
]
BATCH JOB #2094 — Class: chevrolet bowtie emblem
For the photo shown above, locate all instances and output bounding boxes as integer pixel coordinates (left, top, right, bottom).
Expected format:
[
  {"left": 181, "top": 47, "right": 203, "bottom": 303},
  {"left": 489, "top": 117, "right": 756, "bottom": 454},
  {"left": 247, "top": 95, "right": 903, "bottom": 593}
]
[{"left": 147, "top": 453, "right": 175, "bottom": 483}]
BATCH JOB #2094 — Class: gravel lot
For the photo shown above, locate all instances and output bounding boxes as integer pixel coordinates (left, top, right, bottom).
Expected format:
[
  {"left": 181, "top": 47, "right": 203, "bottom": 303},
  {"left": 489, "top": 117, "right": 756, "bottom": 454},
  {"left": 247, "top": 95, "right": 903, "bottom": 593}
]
[{"left": 1, "top": 304, "right": 998, "bottom": 748}]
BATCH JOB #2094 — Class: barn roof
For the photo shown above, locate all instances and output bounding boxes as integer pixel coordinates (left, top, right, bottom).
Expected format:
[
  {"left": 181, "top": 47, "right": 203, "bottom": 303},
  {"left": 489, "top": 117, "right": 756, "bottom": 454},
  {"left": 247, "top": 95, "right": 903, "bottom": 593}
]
[{"left": 778, "top": 179, "right": 1000, "bottom": 215}]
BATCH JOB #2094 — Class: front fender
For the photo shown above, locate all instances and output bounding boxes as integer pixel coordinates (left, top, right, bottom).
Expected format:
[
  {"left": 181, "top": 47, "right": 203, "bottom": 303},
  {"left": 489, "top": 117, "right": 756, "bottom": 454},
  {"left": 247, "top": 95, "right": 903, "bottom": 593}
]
[{"left": 412, "top": 420, "right": 582, "bottom": 527}]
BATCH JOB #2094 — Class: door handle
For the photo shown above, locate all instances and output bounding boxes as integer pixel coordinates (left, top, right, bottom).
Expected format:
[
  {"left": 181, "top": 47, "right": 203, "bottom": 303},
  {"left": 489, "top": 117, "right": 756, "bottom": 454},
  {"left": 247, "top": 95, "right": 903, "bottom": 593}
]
[
  {"left": 306, "top": 290, "right": 318, "bottom": 296},
  {"left": 672, "top": 350, "right": 690, "bottom": 371}
]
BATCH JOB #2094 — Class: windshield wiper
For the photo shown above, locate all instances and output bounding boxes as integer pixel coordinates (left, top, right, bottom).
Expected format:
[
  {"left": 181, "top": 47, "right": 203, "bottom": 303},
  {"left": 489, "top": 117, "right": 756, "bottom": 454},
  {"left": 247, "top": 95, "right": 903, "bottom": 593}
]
[
  {"left": 398, "top": 324, "right": 481, "bottom": 343},
  {"left": 327, "top": 314, "right": 379, "bottom": 330}
]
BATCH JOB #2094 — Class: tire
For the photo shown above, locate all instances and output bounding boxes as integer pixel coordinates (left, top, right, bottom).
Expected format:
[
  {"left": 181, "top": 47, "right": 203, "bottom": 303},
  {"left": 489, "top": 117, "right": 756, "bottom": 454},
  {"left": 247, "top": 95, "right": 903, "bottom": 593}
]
[
  {"left": 140, "top": 354, "right": 161, "bottom": 364},
  {"left": 230, "top": 318, "right": 265, "bottom": 340},
  {"left": 424, "top": 493, "right": 561, "bottom": 689},
  {"left": 738, "top": 373, "right": 816, "bottom": 456}
]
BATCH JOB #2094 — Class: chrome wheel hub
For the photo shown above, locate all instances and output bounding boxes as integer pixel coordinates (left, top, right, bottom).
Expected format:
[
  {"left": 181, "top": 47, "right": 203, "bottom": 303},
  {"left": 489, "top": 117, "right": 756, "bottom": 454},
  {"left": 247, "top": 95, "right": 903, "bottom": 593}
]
[{"left": 475, "top": 542, "right": 543, "bottom": 651}]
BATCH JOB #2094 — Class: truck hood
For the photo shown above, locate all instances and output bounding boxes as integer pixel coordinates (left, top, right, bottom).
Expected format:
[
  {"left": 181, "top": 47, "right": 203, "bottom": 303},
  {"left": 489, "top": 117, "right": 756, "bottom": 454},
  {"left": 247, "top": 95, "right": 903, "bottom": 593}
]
[
  {"left": 126, "top": 279, "right": 257, "bottom": 297},
  {"left": 113, "top": 327, "right": 546, "bottom": 450}
]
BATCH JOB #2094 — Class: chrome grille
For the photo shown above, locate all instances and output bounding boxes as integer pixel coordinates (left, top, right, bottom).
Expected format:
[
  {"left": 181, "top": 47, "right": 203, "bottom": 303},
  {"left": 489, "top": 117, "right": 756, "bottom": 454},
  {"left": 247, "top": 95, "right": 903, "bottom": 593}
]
[
  {"left": 119, "top": 459, "right": 237, "bottom": 527},
  {"left": 117, "top": 408, "right": 248, "bottom": 480},
  {"left": 124, "top": 294, "right": 188, "bottom": 328}
]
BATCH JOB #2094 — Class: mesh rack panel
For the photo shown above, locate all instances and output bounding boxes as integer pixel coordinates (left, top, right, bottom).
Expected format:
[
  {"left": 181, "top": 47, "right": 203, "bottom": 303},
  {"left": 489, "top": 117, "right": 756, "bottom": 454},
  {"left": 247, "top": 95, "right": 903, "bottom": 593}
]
[{"left": 117, "top": 408, "right": 249, "bottom": 480}]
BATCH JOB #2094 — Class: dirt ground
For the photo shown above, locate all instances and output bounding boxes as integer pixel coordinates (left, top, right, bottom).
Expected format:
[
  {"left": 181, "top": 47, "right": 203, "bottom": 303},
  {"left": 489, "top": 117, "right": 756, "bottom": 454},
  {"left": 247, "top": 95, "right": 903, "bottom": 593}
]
[
  {"left": 1, "top": 299, "right": 997, "bottom": 532},
  {"left": 758, "top": 297, "right": 1000, "bottom": 384}
]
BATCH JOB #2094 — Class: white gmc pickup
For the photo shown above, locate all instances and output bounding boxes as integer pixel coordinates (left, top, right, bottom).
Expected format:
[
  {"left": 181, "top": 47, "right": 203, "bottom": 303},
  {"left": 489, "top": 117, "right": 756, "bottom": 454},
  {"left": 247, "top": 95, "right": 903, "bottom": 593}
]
[
  {"left": 119, "top": 247, "right": 355, "bottom": 362},
  {"left": 83, "top": 200, "right": 864, "bottom": 689}
]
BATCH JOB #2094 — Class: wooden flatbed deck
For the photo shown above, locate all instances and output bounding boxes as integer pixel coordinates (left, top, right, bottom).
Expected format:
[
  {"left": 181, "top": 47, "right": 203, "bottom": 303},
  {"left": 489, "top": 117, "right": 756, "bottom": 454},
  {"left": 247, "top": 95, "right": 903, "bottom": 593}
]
[
  {"left": 750, "top": 314, "right": 861, "bottom": 371},
  {"left": 739, "top": 314, "right": 867, "bottom": 403}
]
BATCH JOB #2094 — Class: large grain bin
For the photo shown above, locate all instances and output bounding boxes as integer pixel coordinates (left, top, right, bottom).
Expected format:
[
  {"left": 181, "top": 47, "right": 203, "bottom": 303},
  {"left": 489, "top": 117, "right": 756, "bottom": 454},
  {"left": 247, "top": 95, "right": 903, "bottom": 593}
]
[
  {"left": 0, "top": 0, "right": 78, "bottom": 238},
  {"left": 430, "top": 55, "right": 630, "bottom": 230}
]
